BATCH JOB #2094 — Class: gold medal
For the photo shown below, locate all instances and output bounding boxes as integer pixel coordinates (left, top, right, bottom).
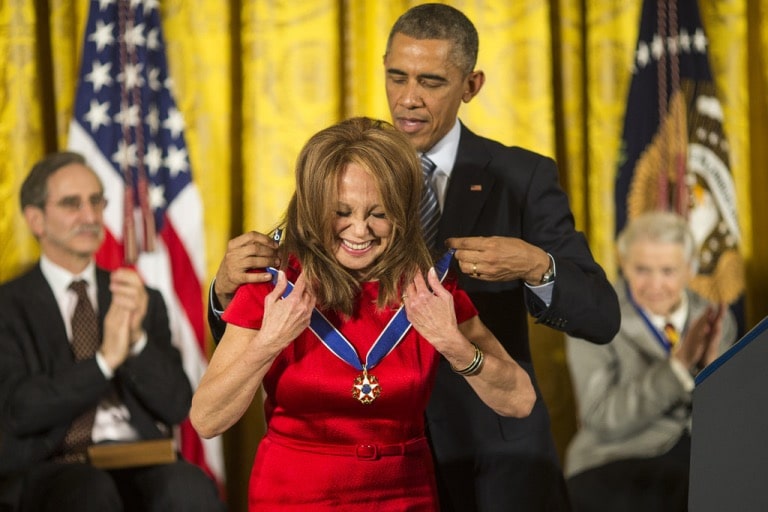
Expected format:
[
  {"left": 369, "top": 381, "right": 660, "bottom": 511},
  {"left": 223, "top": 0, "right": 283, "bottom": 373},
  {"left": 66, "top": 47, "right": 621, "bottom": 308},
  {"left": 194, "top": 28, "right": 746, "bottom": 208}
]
[{"left": 352, "top": 370, "right": 381, "bottom": 404}]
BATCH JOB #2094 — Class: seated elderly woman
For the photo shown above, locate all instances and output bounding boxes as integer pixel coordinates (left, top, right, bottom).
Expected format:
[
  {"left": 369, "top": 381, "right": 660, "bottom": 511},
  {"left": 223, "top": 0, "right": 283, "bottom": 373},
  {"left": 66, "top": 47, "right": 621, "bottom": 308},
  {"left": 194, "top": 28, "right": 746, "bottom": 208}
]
[{"left": 564, "top": 210, "right": 736, "bottom": 512}]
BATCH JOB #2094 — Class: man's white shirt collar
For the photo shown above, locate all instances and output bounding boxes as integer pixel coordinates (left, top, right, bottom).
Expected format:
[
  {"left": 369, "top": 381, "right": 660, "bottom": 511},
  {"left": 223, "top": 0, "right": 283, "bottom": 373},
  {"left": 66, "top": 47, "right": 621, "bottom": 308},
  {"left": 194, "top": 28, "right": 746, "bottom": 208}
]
[
  {"left": 646, "top": 293, "right": 689, "bottom": 333},
  {"left": 422, "top": 118, "right": 461, "bottom": 179},
  {"left": 40, "top": 255, "right": 98, "bottom": 310}
]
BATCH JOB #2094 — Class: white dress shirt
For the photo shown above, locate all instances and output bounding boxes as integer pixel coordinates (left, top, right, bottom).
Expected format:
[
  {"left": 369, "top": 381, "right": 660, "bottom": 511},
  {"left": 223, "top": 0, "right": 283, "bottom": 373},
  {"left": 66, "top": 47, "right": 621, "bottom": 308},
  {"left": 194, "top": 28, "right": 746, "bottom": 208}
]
[
  {"left": 40, "top": 255, "right": 141, "bottom": 442},
  {"left": 645, "top": 295, "right": 695, "bottom": 391}
]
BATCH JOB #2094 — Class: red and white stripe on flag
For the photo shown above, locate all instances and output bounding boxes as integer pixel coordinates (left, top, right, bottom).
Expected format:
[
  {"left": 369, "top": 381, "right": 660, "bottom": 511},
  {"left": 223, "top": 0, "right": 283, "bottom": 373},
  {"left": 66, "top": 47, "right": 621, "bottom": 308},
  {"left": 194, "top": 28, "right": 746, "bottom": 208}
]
[{"left": 66, "top": 0, "right": 224, "bottom": 489}]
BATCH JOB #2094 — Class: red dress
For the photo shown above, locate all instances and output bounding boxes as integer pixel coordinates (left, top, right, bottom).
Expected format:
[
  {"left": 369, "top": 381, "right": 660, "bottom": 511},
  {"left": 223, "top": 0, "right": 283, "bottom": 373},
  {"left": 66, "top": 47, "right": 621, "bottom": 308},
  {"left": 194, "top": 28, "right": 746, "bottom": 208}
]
[{"left": 222, "top": 260, "right": 477, "bottom": 511}]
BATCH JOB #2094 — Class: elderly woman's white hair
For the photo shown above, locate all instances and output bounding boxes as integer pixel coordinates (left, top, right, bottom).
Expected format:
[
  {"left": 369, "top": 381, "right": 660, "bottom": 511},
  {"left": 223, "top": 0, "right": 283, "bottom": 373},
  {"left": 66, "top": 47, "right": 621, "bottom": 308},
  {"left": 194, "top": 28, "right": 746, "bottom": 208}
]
[{"left": 617, "top": 211, "right": 698, "bottom": 272}]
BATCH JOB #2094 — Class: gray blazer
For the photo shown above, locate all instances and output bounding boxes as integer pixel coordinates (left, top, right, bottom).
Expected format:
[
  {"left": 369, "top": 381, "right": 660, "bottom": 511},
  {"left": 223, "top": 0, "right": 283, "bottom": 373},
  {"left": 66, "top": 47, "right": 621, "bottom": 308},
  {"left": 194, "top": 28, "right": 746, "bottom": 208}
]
[{"left": 564, "top": 280, "right": 736, "bottom": 477}]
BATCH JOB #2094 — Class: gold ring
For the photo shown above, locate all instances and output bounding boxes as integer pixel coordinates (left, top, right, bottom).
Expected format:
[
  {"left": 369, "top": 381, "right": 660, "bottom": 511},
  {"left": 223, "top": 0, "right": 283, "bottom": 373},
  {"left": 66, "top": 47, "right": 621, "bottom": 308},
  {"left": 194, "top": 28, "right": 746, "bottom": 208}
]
[{"left": 472, "top": 263, "right": 478, "bottom": 277}]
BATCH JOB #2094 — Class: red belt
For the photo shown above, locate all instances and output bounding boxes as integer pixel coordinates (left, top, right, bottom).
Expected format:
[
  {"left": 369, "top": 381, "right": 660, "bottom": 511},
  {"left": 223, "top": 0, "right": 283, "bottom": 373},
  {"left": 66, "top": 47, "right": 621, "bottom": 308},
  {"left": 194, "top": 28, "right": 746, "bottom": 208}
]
[{"left": 266, "top": 431, "right": 428, "bottom": 461}]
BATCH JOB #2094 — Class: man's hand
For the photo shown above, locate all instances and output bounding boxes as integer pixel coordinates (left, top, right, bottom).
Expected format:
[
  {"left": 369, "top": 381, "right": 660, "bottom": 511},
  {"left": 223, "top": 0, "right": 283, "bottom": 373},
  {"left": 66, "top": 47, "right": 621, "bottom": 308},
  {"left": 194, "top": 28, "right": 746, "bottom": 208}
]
[
  {"left": 700, "top": 304, "right": 726, "bottom": 368},
  {"left": 100, "top": 268, "right": 148, "bottom": 370},
  {"left": 215, "top": 231, "right": 280, "bottom": 309},
  {"left": 672, "top": 304, "right": 726, "bottom": 371},
  {"left": 101, "top": 304, "right": 132, "bottom": 371},
  {"left": 109, "top": 268, "right": 148, "bottom": 343},
  {"left": 446, "top": 236, "right": 550, "bottom": 284}
]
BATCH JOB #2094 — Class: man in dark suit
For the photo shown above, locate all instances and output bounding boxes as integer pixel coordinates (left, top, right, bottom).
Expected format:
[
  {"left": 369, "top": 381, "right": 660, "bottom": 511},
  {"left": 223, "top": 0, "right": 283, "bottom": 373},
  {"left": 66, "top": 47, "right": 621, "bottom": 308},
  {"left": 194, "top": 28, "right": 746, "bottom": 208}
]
[
  {"left": 208, "top": 4, "right": 619, "bottom": 511},
  {"left": 0, "top": 152, "right": 223, "bottom": 512}
]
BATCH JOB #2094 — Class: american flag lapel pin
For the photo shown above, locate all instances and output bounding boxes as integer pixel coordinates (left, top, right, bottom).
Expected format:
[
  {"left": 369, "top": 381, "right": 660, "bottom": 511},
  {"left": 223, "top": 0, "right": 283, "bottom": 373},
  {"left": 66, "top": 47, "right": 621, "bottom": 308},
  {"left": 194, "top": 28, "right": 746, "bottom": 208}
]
[{"left": 470, "top": 184, "right": 482, "bottom": 191}]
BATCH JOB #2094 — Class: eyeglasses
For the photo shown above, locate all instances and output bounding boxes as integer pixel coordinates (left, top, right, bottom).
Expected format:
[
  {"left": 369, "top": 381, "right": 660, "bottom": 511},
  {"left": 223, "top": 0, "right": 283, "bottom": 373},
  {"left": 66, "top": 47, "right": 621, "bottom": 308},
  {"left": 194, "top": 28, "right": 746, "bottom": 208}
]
[{"left": 49, "top": 194, "right": 108, "bottom": 213}]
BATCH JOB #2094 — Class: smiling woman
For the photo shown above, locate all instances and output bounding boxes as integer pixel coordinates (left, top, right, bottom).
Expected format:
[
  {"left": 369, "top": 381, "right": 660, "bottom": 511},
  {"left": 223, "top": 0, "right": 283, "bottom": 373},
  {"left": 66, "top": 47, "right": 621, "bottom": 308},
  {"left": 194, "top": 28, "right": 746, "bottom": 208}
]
[
  {"left": 189, "top": 116, "right": 535, "bottom": 511},
  {"left": 331, "top": 163, "right": 393, "bottom": 275}
]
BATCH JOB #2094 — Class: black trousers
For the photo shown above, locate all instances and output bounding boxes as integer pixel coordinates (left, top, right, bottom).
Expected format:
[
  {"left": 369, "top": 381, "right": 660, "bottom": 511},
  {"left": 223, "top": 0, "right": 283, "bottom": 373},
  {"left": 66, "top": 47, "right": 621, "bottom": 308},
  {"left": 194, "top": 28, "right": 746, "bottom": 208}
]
[
  {"left": 18, "top": 459, "right": 225, "bottom": 512},
  {"left": 567, "top": 433, "right": 691, "bottom": 512}
]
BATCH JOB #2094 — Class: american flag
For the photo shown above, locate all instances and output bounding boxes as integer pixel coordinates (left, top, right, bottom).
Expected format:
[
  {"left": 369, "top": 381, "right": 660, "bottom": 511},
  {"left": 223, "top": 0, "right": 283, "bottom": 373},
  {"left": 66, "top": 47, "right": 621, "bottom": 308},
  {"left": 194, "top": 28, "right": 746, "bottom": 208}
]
[
  {"left": 67, "top": 0, "right": 224, "bottom": 488},
  {"left": 615, "top": 0, "right": 745, "bottom": 313}
]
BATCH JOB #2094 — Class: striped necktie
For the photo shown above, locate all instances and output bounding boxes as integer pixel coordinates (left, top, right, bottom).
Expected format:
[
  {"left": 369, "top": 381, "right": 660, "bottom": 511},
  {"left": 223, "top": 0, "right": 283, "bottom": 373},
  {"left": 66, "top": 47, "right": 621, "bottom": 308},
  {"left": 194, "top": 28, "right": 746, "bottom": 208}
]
[
  {"left": 419, "top": 154, "right": 440, "bottom": 249},
  {"left": 664, "top": 322, "right": 680, "bottom": 347},
  {"left": 61, "top": 280, "right": 100, "bottom": 461}
]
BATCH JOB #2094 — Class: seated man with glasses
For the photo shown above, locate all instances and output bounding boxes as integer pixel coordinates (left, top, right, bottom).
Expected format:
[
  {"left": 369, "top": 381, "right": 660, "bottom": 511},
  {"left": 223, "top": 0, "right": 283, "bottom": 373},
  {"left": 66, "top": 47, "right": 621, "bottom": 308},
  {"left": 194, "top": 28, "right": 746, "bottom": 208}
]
[{"left": 0, "top": 152, "right": 223, "bottom": 512}]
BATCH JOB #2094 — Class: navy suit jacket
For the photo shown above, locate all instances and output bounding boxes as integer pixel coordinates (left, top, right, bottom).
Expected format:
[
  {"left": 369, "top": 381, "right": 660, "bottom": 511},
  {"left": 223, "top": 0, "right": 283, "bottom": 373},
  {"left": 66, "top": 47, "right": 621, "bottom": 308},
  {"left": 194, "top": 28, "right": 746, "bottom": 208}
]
[
  {"left": 424, "top": 123, "right": 619, "bottom": 511},
  {"left": 0, "top": 264, "right": 193, "bottom": 476}
]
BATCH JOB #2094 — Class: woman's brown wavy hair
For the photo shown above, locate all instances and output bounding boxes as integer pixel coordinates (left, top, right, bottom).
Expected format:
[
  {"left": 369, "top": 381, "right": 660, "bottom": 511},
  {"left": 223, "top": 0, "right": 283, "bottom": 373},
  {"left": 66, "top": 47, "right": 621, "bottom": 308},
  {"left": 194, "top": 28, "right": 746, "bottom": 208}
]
[{"left": 276, "top": 117, "right": 433, "bottom": 316}]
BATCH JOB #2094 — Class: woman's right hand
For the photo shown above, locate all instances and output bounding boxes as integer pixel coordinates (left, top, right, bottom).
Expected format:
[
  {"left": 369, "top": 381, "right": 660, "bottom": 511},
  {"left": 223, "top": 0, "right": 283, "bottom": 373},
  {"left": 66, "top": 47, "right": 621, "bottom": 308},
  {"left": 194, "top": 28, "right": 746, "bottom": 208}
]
[{"left": 257, "top": 271, "right": 315, "bottom": 353}]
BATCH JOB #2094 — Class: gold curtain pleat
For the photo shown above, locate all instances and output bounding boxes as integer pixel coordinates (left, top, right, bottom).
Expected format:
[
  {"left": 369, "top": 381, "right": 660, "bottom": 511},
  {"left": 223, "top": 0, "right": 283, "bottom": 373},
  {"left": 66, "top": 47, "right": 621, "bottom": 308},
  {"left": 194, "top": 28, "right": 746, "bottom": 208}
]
[
  {"left": 700, "top": 0, "right": 750, "bottom": 261},
  {"left": 583, "top": 0, "right": 642, "bottom": 276},
  {"left": 1, "top": 2, "right": 45, "bottom": 280},
  {"left": 161, "top": 2, "right": 234, "bottom": 285},
  {"left": 48, "top": 0, "right": 87, "bottom": 147},
  {"left": 242, "top": 1, "right": 342, "bottom": 234},
  {"left": 2, "top": 1, "right": 767, "bottom": 510},
  {"left": 750, "top": 0, "right": 768, "bottom": 322},
  {"left": 344, "top": 1, "right": 404, "bottom": 120}
]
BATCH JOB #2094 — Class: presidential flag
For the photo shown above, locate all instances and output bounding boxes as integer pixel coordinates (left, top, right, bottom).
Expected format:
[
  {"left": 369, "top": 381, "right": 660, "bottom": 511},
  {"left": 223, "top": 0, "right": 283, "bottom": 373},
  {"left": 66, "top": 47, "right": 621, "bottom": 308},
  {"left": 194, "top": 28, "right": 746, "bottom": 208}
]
[
  {"left": 615, "top": 0, "right": 744, "bottom": 306},
  {"left": 67, "top": 0, "right": 224, "bottom": 488}
]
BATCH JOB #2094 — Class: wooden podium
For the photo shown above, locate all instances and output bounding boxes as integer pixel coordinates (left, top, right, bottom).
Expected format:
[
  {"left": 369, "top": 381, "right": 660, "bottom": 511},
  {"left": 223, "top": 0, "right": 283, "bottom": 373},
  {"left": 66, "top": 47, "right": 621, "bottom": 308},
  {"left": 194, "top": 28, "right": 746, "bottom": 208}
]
[{"left": 689, "top": 316, "right": 768, "bottom": 511}]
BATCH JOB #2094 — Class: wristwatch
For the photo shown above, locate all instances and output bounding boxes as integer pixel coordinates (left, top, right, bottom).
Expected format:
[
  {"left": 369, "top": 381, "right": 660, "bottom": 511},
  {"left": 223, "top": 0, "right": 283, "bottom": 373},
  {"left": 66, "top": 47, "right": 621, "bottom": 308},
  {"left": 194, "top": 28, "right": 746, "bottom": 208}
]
[{"left": 539, "top": 253, "right": 555, "bottom": 284}]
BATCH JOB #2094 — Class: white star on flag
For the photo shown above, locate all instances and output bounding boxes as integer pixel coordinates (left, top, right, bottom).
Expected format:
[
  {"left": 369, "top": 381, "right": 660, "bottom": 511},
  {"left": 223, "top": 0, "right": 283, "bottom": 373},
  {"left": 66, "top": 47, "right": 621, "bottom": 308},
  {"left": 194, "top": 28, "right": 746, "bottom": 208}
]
[
  {"left": 693, "top": 28, "right": 707, "bottom": 52},
  {"left": 118, "top": 62, "right": 145, "bottom": 90},
  {"left": 149, "top": 184, "right": 166, "bottom": 209},
  {"left": 114, "top": 104, "right": 141, "bottom": 129},
  {"left": 165, "top": 146, "right": 190, "bottom": 177},
  {"left": 162, "top": 107, "right": 185, "bottom": 138},
  {"left": 147, "top": 27, "right": 160, "bottom": 50},
  {"left": 145, "top": 105, "right": 160, "bottom": 134},
  {"left": 84, "top": 100, "right": 111, "bottom": 131},
  {"left": 144, "top": 143, "right": 163, "bottom": 176},
  {"left": 85, "top": 61, "right": 113, "bottom": 92},
  {"left": 124, "top": 22, "right": 146, "bottom": 50},
  {"left": 88, "top": 20, "right": 115, "bottom": 51}
]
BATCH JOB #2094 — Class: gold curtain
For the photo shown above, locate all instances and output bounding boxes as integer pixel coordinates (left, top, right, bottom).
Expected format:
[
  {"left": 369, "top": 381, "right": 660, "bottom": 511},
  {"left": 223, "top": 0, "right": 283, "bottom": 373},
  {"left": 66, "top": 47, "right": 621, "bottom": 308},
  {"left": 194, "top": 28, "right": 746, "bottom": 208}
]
[{"left": 2, "top": 1, "right": 766, "bottom": 510}]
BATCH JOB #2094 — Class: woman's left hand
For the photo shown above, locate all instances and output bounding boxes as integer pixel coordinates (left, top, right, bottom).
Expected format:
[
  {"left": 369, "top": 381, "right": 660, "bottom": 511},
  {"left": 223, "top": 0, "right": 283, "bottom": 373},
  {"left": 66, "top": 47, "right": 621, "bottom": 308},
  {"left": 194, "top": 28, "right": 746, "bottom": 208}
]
[{"left": 402, "top": 268, "right": 459, "bottom": 350}]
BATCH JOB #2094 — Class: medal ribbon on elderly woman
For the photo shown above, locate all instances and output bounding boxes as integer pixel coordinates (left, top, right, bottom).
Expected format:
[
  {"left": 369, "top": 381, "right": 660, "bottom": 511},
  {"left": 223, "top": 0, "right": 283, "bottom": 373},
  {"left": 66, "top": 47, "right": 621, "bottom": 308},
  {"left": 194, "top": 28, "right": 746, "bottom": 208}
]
[{"left": 267, "top": 249, "right": 455, "bottom": 404}]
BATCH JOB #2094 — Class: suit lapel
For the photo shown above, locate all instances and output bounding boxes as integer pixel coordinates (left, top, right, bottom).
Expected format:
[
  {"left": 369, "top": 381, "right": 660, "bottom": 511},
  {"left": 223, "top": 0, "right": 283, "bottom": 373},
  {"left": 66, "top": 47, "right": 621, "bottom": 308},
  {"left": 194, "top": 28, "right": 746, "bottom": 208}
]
[
  {"left": 439, "top": 123, "right": 496, "bottom": 240},
  {"left": 96, "top": 268, "right": 111, "bottom": 330},
  {"left": 22, "top": 266, "right": 74, "bottom": 365}
]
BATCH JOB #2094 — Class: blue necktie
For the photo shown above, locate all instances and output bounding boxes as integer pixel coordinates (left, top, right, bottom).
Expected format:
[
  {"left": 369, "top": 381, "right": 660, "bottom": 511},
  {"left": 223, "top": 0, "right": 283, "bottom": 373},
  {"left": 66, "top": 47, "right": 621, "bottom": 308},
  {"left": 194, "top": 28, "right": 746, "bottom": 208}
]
[{"left": 419, "top": 155, "right": 440, "bottom": 249}]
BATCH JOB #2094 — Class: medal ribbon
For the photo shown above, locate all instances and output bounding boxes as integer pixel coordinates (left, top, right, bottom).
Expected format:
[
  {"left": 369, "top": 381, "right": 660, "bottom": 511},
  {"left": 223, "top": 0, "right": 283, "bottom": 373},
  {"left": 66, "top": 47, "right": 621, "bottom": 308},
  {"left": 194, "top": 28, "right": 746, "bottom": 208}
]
[{"left": 266, "top": 249, "right": 455, "bottom": 371}]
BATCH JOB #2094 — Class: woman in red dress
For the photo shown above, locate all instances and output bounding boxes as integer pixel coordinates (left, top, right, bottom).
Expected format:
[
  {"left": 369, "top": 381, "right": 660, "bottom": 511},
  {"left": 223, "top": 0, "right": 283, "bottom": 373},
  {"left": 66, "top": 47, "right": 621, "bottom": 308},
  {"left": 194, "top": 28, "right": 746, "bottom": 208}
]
[{"left": 191, "top": 117, "right": 535, "bottom": 511}]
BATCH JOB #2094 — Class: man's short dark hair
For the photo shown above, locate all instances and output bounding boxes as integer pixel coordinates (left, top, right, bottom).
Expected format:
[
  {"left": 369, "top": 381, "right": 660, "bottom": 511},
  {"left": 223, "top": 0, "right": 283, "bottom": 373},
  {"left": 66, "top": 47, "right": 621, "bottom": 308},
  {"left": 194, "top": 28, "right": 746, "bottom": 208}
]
[
  {"left": 20, "top": 151, "right": 88, "bottom": 211},
  {"left": 386, "top": 3, "right": 479, "bottom": 75}
]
